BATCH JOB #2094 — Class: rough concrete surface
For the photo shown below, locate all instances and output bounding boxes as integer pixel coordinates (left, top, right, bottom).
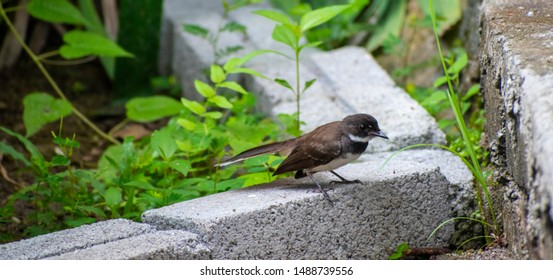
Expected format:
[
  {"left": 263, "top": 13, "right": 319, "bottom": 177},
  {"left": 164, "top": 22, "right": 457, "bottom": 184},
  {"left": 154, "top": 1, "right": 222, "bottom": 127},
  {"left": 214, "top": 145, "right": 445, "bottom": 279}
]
[
  {"left": 480, "top": 0, "right": 553, "bottom": 259},
  {"left": 48, "top": 230, "right": 210, "bottom": 260},
  {"left": 0, "top": 219, "right": 153, "bottom": 260}
]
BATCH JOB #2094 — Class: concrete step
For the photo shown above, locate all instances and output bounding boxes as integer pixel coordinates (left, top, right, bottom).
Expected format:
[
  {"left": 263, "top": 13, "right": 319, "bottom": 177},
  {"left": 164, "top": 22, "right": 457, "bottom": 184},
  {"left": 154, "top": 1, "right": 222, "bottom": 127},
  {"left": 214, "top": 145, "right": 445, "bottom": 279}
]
[{"left": 142, "top": 151, "right": 463, "bottom": 259}]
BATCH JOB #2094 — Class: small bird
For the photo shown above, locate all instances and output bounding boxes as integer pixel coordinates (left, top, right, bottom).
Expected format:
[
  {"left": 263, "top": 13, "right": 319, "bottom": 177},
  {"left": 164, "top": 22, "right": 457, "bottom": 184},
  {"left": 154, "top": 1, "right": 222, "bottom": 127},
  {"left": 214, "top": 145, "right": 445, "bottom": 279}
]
[{"left": 216, "top": 114, "right": 388, "bottom": 203}]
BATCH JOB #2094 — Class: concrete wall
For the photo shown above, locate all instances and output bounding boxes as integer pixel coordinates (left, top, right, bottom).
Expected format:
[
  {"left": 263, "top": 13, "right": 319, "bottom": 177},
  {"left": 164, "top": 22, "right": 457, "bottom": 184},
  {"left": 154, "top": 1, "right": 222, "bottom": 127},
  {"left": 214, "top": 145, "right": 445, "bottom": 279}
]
[{"left": 480, "top": 0, "right": 553, "bottom": 259}]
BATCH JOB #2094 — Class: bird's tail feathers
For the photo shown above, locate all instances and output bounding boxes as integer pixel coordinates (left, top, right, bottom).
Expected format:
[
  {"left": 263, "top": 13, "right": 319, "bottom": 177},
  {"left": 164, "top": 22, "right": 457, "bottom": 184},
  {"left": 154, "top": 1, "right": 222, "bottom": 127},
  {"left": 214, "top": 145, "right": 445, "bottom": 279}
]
[{"left": 215, "top": 140, "right": 291, "bottom": 167}]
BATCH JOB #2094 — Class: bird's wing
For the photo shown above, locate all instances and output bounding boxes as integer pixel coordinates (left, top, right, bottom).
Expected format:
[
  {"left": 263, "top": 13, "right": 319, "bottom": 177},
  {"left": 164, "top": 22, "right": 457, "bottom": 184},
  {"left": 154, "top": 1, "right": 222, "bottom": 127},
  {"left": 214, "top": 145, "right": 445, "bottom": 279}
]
[
  {"left": 216, "top": 140, "right": 293, "bottom": 167},
  {"left": 273, "top": 123, "right": 342, "bottom": 175}
]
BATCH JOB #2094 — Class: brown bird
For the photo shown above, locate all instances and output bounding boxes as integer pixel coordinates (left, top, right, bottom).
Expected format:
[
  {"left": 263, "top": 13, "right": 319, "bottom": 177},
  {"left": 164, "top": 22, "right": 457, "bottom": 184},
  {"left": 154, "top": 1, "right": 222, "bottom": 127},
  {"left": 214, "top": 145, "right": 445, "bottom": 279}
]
[{"left": 216, "top": 114, "right": 388, "bottom": 203}]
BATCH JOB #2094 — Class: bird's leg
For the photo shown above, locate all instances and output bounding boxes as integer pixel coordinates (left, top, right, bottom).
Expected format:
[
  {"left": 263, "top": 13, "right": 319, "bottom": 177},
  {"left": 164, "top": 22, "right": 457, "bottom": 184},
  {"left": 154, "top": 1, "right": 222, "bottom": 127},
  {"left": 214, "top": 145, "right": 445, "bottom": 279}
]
[
  {"left": 329, "top": 171, "right": 361, "bottom": 184},
  {"left": 306, "top": 172, "right": 334, "bottom": 205}
]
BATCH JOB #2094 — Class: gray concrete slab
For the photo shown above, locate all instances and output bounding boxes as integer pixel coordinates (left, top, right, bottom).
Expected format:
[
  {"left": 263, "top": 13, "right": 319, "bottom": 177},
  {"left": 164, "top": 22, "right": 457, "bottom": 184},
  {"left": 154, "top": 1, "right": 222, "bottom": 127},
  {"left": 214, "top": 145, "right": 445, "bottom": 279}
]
[
  {"left": 143, "top": 159, "right": 455, "bottom": 259},
  {"left": 48, "top": 230, "right": 210, "bottom": 260},
  {"left": 0, "top": 219, "right": 153, "bottom": 260}
]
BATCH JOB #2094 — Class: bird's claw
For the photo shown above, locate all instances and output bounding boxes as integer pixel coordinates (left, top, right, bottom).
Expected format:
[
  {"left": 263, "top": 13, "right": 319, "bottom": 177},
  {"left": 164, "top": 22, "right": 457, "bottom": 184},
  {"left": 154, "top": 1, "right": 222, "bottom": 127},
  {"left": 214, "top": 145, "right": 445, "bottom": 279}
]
[{"left": 330, "top": 179, "right": 361, "bottom": 185}]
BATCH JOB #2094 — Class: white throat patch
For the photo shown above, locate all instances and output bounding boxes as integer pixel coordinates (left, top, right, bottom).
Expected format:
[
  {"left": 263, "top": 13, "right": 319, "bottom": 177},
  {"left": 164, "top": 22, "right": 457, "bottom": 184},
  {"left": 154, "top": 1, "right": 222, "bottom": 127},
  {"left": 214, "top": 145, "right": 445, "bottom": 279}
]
[{"left": 348, "top": 134, "right": 370, "bottom": 143}]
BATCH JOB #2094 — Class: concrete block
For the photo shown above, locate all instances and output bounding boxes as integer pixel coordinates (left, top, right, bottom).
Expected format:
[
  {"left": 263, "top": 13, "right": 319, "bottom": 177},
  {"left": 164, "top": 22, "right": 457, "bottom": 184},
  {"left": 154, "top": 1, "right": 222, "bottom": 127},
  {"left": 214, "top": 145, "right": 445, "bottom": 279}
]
[
  {"left": 0, "top": 219, "right": 153, "bottom": 260},
  {"left": 48, "top": 230, "right": 210, "bottom": 260},
  {"left": 143, "top": 159, "right": 455, "bottom": 259},
  {"left": 158, "top": 0, "right": 224, "bottom": 74},
  {"left": 480, "top": 0, "right": 553, "bottom": 259}
]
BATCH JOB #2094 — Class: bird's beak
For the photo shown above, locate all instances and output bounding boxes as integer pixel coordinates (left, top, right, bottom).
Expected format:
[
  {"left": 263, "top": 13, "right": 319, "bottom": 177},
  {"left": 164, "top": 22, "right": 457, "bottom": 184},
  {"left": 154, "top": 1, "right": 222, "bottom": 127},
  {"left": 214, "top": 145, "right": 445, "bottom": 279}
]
[{"left": 373, "top": 130, "right": 389, "bottom": 139}]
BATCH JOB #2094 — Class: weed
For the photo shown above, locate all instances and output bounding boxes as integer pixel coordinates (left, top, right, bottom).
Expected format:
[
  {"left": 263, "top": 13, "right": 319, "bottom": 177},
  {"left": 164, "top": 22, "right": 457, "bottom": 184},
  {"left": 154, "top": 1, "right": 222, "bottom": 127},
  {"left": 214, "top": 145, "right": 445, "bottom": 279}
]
[{"left": 253, "top": 3, "right": 351, "bottom": 131}]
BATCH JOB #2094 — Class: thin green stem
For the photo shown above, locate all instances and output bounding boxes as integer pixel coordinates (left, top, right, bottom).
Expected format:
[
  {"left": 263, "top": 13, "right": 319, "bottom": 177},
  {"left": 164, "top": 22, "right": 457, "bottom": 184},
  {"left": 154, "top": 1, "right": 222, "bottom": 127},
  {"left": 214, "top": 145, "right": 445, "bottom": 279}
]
[
  {"left": 295, "top": 49, "right": 301, "bottom": 131},
  {"left": 3, "top": 4, "right": 25, "bottom": 13},
  {"left": 0, "top": 3, "right": 120, "bottom": 145},
  {"left": 429, "top": 0, "right": 497, "bottom": 236}
]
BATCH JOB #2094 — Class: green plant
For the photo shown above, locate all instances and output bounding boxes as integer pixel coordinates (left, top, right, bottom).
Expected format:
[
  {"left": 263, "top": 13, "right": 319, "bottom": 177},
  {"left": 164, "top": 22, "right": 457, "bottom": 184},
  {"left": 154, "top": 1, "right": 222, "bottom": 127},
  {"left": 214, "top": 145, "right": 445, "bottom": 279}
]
[
  {"left": 0, "top": 124, "right": 102, "bottom": 238},
  {"left": 270, "top": 0, "right": 369, "bottom": 51},
  {"left": 0, "top": 50, "right": 297, "bottom": 241},
  {"left": 386, "top": 0, "right": 496, "bottom": 247},
  {"left": 428, "top": 0, "right": 497, "bottom": 241},
  {"left": 252, "top": 3, "right": 351, "bottom": 131},
  {"left": 388, "top": 243, "right": 410, "bottom": 260},
  {"left": 26, "top": 0, "right": 132, "bottom": 78}
]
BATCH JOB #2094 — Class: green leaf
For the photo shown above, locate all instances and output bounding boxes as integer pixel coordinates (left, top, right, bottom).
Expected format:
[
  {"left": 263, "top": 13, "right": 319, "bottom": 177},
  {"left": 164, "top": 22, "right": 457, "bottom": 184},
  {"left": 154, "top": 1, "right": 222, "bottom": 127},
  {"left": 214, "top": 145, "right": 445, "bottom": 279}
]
[
  {"left": 65, "top": 217, "right": 96, "bottom": 228},
  {"left": 77, "top": 205, "right": 107, "bottom": 218},
  {"left": 0, "top": 141, "right": 32, "bottom": 166},
  {"left": 366, "top": 0, "right": 407, "bottom": 51},
  {"left": 169, "top": 159, "right": 192, "bottom": 176},
  {"left": 272, "top": 24, "right": 298, "bottom": 49},
  {"left": 239, "top": 172, "right": 273, "bottom": 187},
  {"left": 23, "top": 92, "right": 72, "bottom": 137},
  {"left": 433, "top": 76, "right": 448, "bottom": 88},
  {"left": 210, "top": 65, "right": 226, "bottom": 84},
  {"left": 126, "top": 96, "right": 182, "bottom": 122},
  {"left": 203, "top": 111, "right": 223, "bottom": 119},
  {"left": 27, "top": 0, "right": 89, "bottom": 25},
  {"left": 51, "top": 155, "right": 70, "bottom": 166},
  {"left": 463, "top": 84, "right": 481, "bottom": 100},
  {"left": 218, "top": 81, "right": 248, "bottom": 95},
  {"left": 300, "top": 5, "right": 350, "bottom": 32},
  {"left": 461, "top": 101, "right": 471, "bottom": 114},
  {"left": 181, "top": 98, "right": 206, "bottom": 115},
  {"left": 252, "top": 10, "right": 292, "bottom": 25},
  {"left": 77, "top": 0, "right": 104, "bottom": 33},
  {"left": 104, "top": 187, "right": 122, "bottom": 206},
  {"left": 209, "top": 96, "right": 233, "bottom": 109},
  {"left": 223, "top": 58, "right": 242, "bottom": 72},
  {"left": 299, "top": 41, "right": 323, "bottom": 51},
  {"left": 226, "top": 67, "right": 268, "bottom": 79},
  {"left": 151, "top": 129, "right": 177, "bottom": 160},
  {"left": 389, "top": 243, "right": 409, "bottom": 260},
  {"left": 302, "top": 79, "right": 316, "bottom": 94},
  {"left": 447, "top": 52, "right": 468, "bottom": 75},
  {"left": 223, "top": 50, "right": 281, "bottom": 72},
  {"left": 194, "top": 80, "right": 216, "bottom": 98},
  {"left": 274, "top": 79, "right": 293, "bottom": 91},
  {"left": 0, "top": 127, "right": 45, "bottom": 165},
  {"left": 60, "top": 30, "right": 134, "bottom": 59},
  {"left": 220, "top": 21, "right": 246, "bottom": 34},
  {"left": 52, "top": 136, "right": 80, "bottom": 149},
  {"left": 124, "top": 180, "right": 156, "bottom": 190},
  {"left": 183, "top": 23, "right": 209, "bottom": 38},
  {"left": 177, "top": 118, "right": 197, "bottom": 131},
  {"left": 216, "top": 178, "right": 246, "bottom": 192}
]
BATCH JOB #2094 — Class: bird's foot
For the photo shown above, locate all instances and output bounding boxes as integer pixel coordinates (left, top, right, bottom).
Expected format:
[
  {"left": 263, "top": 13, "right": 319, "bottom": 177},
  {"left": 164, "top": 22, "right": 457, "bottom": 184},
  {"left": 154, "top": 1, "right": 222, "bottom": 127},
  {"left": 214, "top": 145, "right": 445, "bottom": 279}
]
[{"left": 330, "top": 179, "right": 361, "bottom": 185}]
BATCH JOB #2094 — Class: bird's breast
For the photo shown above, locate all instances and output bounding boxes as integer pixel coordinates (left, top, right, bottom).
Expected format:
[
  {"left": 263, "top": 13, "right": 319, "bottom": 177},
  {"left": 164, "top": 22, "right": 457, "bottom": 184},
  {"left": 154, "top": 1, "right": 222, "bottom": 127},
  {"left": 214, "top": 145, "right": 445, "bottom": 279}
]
[{"left": 307, "top": 153, "right": 362, "bottom": 173}]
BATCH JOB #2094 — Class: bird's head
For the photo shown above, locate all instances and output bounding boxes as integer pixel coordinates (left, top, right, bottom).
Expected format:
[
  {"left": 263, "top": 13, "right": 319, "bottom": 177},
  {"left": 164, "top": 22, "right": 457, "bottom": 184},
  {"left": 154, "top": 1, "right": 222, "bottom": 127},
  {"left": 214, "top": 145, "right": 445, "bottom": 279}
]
[{"left": 342, "top": 114, "right": 388, "bottom": 143}]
